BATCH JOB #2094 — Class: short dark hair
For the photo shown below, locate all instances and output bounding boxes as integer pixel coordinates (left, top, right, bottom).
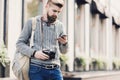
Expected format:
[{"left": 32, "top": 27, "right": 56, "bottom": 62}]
[{"left": 47, "top": 0, "right": 64, "bottom": 8}]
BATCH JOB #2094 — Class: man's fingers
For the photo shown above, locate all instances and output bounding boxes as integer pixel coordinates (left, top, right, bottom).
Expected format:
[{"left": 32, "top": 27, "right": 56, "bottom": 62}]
[
  {"left": 42, "top": 53, "right": 49, "bottom": 58},
  {"left": 57, "top": 37, "right": 67, "bottom": 44},
  {"left": 40, "top": 53, "right": 49, "bottom": 60},
  {"left": 34, "top": 51, "right": 49, "bottom": 60}
]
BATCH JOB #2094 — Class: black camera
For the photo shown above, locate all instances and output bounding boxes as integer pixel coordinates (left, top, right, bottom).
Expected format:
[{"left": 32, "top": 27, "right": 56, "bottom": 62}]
[{"left": 42, "top": 50, "right": 56, "bottom": 60}]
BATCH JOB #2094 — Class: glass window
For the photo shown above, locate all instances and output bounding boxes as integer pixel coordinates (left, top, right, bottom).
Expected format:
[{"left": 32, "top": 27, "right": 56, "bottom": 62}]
[
  {"left": 115, "top": 29, "right": 119, "bottom": 58},
  {"left": 3, "top": 0, "right": 9, "bottom": 48},
  {"left": 99, "top": 19, "right": 106, "bottom": 57},
  {"left": 24, "top": 0, "right": 43, "bottom": 22}
]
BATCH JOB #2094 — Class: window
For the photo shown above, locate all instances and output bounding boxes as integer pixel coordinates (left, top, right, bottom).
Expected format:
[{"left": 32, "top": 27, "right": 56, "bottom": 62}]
[
  {"left": 24, "top": 0, "right": 43, "bottom": 23},
  {"left": 3, "top": 0, "right": 8, "bottom": 48}
]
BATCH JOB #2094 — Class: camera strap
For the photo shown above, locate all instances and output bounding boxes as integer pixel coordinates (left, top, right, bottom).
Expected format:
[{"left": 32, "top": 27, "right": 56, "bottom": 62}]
[{"left": 40, "top": 17, "right": 43, "bottom": 50}]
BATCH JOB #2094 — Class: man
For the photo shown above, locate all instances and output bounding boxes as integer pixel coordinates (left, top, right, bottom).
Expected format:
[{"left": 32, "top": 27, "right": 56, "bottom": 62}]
[{"left": 16, "top": 0, "right": 68, "bottom": 80}]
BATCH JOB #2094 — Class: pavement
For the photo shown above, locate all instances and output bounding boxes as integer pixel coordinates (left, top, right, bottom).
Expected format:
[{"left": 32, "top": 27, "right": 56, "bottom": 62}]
[
  {"left": 63, "top": 70, "right": 120, "bottom": 80},
  {"left": 0, "top": 78, "right": 16, "bottom": 80},
  {"left": 1, "top": 71, "right": 120, "bottom": 80}
]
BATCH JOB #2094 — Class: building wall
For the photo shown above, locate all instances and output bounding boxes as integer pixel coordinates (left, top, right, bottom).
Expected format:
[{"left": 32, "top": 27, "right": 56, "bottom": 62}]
[{"left": 1, "top": 0, "right": 120, "bottom": 77}]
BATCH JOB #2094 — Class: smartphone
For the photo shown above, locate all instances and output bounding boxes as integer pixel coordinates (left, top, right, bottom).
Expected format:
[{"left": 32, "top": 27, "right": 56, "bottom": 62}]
[
  {"left": 57, "top": 35, "right": 67, "bottom": 40},
  {"left": 60, "top": 35, "right": 67, "bottom": 39}
]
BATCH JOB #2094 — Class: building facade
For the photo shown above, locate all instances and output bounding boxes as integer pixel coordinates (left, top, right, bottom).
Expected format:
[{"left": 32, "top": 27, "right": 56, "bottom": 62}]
[{"left": 1, "top": 0, "right": 120, "bottom": 77}]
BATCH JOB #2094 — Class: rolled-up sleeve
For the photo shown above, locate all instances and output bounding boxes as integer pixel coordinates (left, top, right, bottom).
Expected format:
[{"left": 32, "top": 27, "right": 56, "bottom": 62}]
[{"left": 58, "top": 23, "right": 68, "bottom": 54}]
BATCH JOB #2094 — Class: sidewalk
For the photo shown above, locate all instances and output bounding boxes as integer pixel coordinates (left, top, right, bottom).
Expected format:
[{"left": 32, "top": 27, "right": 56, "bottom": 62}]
[
  {"left": 63, "top": 71, "right": 120, "bottom": 80},
  {"left": 1, "top": 71, "right": 120, "bottom": 80}
]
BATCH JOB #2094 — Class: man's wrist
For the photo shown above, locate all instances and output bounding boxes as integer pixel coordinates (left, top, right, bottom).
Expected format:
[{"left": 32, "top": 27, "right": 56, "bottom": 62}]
[
  {"left": 63, "top": 42, "right": 68, "bottom": 46},
  {"left": 32, "top": 50, "right": 36, "bottom": 57}
]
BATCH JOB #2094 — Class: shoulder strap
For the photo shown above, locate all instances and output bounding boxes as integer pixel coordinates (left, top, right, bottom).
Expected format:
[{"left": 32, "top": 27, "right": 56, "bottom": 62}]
[
  {"left": 32, "top": 17, "right": 37, "bottom": 31},
  {"left": 30, "top": 17, "right": 37, "bottom": 47}
]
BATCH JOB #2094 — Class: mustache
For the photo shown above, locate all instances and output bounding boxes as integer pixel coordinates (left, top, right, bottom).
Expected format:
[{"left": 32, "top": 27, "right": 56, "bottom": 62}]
[
  {"left": 47, "top": 15, "right": 57, "bottom": 23},
  {"left": 52, "top": 15, "right": 57, "bottom": 18},
  {"left": 50, "top": 15, "right": 57, "bottom": 20}
]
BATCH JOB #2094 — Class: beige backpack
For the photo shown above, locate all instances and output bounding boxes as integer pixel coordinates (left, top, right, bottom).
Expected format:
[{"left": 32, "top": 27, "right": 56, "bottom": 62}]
[{"left": 12, "top": 17, "right": 37, "bottom": 80}]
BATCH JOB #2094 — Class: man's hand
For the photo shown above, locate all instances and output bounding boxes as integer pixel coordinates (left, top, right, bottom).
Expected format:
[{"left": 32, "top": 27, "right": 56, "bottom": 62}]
[
  {"left": 57, "top": 35, "right": 67, "bottom": 44},
  {"left": 34, "top": 51, "right": 49, "bottom": 60}
]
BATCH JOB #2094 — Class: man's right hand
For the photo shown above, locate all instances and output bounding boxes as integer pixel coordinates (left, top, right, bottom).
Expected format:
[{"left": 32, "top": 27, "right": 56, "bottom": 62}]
[{"left": 34, "top": 51, "right": 49, "bottom": 60}]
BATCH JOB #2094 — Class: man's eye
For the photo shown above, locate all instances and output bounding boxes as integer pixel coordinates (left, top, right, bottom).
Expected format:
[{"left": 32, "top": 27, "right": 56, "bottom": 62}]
[
  {"left": 53, "top": 10, "right": 60, "bottom": 14},
  {"left": 53, "top": 10, "right": 57, "bottom": 12},
  {"left": 58, "top": 11, "right": 60, "bottom": 13}
]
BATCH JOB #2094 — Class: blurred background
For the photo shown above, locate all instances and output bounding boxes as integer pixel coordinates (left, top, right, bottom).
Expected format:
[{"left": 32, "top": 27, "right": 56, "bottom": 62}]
[{"left": 1, "top": 0, "right": 120, "bottom": 79}]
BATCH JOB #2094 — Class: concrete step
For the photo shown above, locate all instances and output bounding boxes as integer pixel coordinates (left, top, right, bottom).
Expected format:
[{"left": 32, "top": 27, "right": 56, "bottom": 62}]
[
  {"left": 63, "top": 71, "right": 120, "bottom": 80},
  {"left": 0, "top": 78, "right": 16, "bottom": 80},
  {"left": 1, "top": 71, "right": 120, "bottom": 80}
]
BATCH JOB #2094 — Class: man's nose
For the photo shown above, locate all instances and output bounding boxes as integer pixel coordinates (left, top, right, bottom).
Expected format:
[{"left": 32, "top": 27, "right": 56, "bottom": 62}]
[{"left": 54, "top": 12, "right": 59, "bottom": 16}]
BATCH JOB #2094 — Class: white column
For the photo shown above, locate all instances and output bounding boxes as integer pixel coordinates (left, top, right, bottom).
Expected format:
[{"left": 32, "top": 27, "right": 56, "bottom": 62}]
[
  {"left": 106, "top": 0, "right": 113, "bottom": 70},
  {"left": 67, "top": 0, "right": 75, "bottom": 71},
  {"left": 106, "top": 18, "right": 113, "bottom": 70},
  {"left": 85, "top": 4, "right": 90, "bottom": 71},
  {"left": 94, "top": 14, "right": 99, "bottom": 58},
  {"left": 106, "top": 16, "right": 113, "bottom": 70},
  {"left": 61, "top": 0, "right": 67, "bottom": 30},
  {"left": 0, "top": 0, "right": 4, "bottom": 45},
  {"left": 8, "top": 0, "right": 22, "bottom": 77}
]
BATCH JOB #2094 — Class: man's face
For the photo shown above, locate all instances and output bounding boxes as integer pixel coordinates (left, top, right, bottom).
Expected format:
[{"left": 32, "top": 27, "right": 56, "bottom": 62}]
[{"left": 46, "top": 3, "right": 63, "bottom": 23}]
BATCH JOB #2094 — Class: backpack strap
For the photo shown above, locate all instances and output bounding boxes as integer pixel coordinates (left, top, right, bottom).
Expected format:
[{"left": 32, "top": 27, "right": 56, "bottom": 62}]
[{"left": 30, "top": 17, "right": 37, "bottom": 47}]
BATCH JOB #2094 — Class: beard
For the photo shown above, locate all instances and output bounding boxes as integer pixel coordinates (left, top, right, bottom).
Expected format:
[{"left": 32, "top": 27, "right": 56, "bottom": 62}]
[{"left": 47, "top": 13, "right": 57, "bottom": 23}]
